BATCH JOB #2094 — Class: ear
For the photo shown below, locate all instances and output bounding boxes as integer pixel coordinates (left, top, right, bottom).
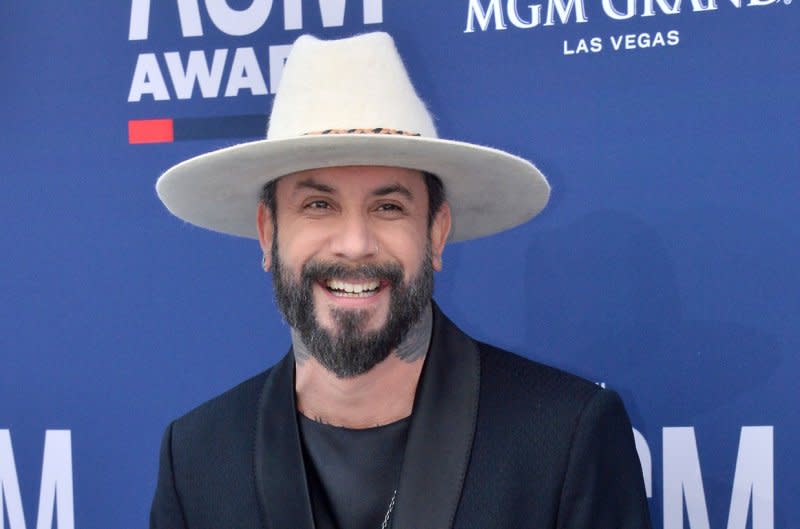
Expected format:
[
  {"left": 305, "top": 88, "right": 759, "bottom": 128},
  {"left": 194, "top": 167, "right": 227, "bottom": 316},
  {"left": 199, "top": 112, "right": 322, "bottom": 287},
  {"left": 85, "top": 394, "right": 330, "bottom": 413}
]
[
  {"left": 256, "top": 202, "right": 274, "bottom": 271},
  {"left": 429, "top": 202, "right": 451, "bottom": 272}
]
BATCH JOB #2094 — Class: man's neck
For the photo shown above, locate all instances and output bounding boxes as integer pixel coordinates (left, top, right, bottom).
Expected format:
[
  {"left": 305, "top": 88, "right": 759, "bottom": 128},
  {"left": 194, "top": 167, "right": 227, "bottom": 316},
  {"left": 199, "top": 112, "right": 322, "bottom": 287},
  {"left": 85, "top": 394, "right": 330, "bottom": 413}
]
[{"left": 292, "top": 304, "right": 433, "bottom": 429}]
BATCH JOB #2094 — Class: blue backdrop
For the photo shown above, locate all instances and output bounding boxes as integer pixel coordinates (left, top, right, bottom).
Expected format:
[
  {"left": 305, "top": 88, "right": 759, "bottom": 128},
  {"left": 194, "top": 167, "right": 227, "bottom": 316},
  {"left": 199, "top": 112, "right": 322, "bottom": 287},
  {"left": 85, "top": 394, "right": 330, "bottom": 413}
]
[{"left": 1, "top": 1, "right": 797, "bottom": 528}]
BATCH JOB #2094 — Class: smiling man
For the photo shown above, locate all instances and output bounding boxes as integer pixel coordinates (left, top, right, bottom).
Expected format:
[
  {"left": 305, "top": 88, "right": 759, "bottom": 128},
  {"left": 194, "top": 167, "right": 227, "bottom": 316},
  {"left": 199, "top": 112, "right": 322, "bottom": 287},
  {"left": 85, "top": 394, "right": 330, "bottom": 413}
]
[{"left": 151, "top": 33, "right": 651, "bottom": 529}]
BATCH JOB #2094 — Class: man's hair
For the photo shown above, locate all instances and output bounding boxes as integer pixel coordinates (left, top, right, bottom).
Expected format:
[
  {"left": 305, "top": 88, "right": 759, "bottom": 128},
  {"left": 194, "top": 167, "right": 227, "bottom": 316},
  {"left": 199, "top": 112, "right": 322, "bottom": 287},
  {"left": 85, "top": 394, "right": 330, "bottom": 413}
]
[{"left": 259, "top": 170, "right": 446, "bottom": 228}]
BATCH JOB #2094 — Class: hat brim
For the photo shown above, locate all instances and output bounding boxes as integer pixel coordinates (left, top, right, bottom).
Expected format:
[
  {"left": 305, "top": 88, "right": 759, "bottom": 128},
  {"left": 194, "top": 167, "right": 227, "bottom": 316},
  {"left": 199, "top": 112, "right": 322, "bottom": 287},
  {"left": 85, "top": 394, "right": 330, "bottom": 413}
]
[{"left": 156, "top": 134, "right": 550, "bottom": 242}]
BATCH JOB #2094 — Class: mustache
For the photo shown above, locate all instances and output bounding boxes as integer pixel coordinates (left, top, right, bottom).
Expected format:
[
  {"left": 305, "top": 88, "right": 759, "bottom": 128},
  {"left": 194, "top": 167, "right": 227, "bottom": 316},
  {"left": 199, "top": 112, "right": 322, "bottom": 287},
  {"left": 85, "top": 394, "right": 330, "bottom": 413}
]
[{"left": 301, "top": 260, "right": 404, "bottom": 286}]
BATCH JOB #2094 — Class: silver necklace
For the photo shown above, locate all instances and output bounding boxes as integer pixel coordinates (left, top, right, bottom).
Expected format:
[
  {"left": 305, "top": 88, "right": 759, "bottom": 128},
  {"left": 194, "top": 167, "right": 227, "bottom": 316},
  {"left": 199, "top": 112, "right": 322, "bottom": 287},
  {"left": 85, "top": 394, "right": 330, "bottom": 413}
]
[{"left": 381, "top": 489, "right": 397, "bottom": 529}]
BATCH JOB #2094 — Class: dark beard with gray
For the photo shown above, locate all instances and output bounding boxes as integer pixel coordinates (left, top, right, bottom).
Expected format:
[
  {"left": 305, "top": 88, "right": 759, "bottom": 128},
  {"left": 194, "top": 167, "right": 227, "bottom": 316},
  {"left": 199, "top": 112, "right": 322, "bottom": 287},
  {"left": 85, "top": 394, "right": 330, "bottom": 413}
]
[{"left": 271, "top": 242, "right": 433, "bottom": 378}]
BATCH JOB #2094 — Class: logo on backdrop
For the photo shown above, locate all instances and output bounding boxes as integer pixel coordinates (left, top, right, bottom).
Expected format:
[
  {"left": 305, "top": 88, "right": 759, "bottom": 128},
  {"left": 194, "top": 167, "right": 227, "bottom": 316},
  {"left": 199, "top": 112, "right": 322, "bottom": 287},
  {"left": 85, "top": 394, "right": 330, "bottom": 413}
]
[
  {"left": 464, "top": 0, "right": 791, "bottom": 56},
  {"left": 126, "top": 0, "right": 384, "bottom": 144},
  {"left": 633, "top": 425, "right": 774, "bottom": 529},
  {"left": 0, "top": 430, "right": 74, "bottom": 529}
]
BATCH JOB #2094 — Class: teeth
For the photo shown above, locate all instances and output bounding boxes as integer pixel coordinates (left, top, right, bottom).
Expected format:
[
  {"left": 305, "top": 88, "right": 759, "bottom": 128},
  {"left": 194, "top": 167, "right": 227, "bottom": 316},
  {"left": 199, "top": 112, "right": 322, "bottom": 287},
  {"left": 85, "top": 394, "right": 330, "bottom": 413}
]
[{"left": 325, "top": 279, "right": 380, "bottom": 294}]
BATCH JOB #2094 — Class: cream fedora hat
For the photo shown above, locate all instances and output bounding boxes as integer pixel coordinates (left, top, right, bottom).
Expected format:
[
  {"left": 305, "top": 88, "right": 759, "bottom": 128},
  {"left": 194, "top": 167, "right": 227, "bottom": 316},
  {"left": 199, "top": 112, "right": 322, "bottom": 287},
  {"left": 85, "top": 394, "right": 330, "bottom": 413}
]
[{"left": 156, "top": 32, "right": 549, "bottom": 242}]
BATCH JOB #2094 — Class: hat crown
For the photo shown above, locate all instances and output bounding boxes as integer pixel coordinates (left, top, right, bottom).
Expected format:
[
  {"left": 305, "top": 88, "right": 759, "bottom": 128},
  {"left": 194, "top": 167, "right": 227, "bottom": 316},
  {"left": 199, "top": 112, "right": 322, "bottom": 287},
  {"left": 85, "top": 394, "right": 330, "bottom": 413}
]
[{"left": 267, "top": 32, "right": 438, "bottom": 140}]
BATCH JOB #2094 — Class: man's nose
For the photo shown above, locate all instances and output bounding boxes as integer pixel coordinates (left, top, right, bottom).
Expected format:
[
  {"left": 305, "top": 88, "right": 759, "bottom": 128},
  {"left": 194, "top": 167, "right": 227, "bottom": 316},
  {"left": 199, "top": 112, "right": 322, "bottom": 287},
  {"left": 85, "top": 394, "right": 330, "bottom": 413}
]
[{"left": 329, "top": 212, "right": 378, "bottom": 261}]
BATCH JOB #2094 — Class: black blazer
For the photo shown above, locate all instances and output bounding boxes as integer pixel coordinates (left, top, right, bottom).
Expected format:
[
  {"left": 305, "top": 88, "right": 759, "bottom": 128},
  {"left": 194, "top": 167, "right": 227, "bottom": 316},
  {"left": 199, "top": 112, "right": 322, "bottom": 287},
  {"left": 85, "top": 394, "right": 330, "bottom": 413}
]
[{"left": 151, "top": 307, "right": 652, "bottom": 529}]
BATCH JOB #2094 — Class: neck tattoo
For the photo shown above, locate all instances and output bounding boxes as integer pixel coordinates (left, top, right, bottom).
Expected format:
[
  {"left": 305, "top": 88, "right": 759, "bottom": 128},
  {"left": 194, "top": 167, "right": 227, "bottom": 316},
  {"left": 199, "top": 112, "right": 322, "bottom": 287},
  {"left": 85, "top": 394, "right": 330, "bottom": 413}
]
[
  {"left": 291, "top": 303, "right": 433, "bottom": 367},
  {"left": 393, "top": 303, "right": 432, "bottom": 362}
]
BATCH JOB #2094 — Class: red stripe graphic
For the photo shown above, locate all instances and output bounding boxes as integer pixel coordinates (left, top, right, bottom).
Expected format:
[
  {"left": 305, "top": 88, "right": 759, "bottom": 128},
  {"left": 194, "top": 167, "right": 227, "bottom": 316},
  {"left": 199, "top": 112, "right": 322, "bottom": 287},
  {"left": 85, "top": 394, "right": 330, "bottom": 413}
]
[{"left": 128, "top": 119, "right": 174, "bottom": 144}]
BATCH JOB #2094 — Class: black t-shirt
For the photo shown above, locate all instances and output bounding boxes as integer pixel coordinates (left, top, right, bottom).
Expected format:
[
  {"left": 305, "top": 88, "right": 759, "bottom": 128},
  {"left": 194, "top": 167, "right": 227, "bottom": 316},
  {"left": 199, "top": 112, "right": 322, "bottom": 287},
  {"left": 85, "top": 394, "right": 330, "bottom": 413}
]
[{"left": 298, "top": 414, "right": 410, "bottom": 529}]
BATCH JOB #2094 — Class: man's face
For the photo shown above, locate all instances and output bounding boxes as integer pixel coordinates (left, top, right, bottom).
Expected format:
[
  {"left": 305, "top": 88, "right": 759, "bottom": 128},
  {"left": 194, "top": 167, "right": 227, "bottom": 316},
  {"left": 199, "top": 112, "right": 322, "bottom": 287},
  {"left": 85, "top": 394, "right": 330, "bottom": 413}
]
[{"left": 256, "top": 166, "right": 450, "bottom": 377}]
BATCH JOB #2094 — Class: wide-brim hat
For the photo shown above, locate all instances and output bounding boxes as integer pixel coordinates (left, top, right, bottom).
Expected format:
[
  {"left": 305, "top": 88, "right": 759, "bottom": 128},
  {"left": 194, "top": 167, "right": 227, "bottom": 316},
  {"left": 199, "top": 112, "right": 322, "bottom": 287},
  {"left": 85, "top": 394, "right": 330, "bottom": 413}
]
[{"left": 156, "top": 32, "right": 550, "bottom": 242}]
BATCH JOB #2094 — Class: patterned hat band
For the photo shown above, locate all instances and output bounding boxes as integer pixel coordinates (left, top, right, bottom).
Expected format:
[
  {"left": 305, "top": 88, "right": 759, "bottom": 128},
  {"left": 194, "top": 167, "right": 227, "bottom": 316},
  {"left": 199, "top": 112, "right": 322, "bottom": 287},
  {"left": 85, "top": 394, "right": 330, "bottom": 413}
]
[{"left": 305, "top": 127, "right": 422, "bottom": 137}]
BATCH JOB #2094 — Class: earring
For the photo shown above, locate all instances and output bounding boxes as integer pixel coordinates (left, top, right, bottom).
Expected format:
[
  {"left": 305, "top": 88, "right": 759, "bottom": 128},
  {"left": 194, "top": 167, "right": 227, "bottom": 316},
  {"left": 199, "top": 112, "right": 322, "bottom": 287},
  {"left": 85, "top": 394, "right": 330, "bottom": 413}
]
[{"left": 261, "top": 254, "right": 269, "bottom": 271}]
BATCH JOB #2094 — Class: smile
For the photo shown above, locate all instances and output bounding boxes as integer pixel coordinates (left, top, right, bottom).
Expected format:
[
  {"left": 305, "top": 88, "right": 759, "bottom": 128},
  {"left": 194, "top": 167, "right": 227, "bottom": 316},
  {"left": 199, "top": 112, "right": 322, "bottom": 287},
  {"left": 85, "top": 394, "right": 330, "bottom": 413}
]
[{"left": 324, "top": 279, "right": 382, "bottom": 297}]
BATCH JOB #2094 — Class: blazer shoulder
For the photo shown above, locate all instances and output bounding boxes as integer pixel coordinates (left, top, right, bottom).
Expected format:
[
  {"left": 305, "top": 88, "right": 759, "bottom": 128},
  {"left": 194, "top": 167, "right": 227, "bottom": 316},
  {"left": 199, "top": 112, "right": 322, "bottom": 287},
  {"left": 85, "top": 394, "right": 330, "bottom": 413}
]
[
  {"left": 476, "top": 341, "right": 602, "bottom": 414},
  {"left": 153, "top": 369, "right": 277, "bottom": 528},
  {"left": 171, "top": 367, "right": 272, "bottom": 442}
]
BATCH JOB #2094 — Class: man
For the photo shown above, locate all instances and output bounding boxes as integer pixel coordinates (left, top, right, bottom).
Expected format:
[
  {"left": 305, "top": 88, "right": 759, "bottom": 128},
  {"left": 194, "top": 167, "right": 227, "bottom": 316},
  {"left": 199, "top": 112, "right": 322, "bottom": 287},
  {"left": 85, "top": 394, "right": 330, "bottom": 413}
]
[{"left": 152, "top": 32, "right": 651, "bottom": 529}]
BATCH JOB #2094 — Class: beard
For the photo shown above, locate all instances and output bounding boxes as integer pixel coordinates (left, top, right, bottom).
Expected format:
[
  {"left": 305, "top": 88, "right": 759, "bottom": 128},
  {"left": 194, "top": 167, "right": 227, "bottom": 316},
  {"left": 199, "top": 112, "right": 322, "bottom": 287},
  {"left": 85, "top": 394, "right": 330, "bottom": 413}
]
[{"left": 271, "top": 237, "right": 433, "bottom": 378}]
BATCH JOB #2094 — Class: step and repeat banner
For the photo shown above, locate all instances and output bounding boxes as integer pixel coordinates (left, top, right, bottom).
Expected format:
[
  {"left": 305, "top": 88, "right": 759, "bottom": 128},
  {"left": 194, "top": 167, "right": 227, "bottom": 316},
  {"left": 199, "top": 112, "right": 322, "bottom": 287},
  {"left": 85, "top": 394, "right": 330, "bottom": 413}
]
[{"left": 1, "top": 1, "right": 797, "bottom": 528}]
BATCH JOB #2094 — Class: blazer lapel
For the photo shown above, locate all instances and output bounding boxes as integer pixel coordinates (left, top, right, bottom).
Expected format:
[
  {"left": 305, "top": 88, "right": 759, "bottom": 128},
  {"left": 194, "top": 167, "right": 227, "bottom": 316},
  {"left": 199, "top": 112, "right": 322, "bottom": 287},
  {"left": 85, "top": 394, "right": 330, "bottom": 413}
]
[
  {"left": 393, "top": 305, "right": 481, "bottom": 529},
  {"left": 254, "top": 353, "right": 316, "bottom": 529}
]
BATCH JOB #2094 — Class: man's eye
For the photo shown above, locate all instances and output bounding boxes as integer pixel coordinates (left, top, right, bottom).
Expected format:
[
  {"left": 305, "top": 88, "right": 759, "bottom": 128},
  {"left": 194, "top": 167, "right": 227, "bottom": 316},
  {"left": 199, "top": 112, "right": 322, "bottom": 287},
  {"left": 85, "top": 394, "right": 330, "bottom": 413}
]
[
  {"left": 305, "top": 200, "right": 330, "bottom": 209},
  {"left": 376, "top": 203, "right": 403, "bottom": 212}
]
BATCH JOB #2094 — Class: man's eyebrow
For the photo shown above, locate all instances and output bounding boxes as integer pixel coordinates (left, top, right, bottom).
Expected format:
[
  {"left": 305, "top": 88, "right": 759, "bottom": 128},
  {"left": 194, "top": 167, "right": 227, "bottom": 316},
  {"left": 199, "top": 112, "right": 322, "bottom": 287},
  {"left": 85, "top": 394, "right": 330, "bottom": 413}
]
[
  {"left": 371, "top": 184, "right": 414, "bottom": 201},
  {"left": 294, "top": 179, "right": 335, "bottom": 194}
]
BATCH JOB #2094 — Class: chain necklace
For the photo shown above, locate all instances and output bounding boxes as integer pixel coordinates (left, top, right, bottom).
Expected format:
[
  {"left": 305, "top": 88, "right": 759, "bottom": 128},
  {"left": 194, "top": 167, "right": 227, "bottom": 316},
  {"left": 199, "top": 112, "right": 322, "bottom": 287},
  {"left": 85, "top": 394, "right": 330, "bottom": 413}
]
[{"left": 381, "top": 489, "right": 397, "bottom": 529}]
